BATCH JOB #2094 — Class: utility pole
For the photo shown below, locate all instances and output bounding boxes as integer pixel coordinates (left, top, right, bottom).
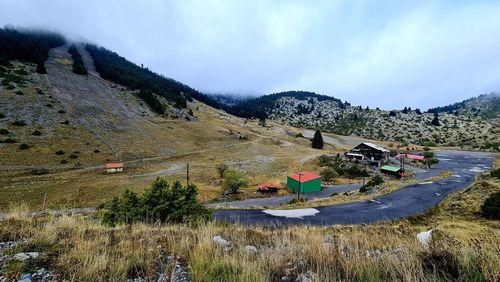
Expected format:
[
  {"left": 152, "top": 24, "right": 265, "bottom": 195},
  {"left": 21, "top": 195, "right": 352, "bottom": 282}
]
[
  {"left": 42, "top": 192, "right": 47, "bottom": 212},
  {"left": 297, "top": 173, "right": 303, "bottom": 200},
  {"left": 186, "top": 163, "right": 190, "bottom": 185}
]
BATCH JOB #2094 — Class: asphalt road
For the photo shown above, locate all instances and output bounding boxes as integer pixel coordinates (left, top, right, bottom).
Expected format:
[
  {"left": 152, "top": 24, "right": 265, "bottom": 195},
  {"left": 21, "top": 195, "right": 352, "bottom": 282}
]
[{"left": 213, "top": 151, "right": 493, "bottom": 226}]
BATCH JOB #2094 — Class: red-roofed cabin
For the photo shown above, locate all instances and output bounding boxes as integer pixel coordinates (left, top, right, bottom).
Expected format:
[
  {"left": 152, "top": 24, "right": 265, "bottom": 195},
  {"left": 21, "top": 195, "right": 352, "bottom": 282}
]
[
  {"left": 258, "top": 181, "right": 280, "bottom": 193},
  {"left": 395, "top": 154, "right": 425, "bottom": 161},
  {"left": 106, "top": 162, "right": 124, "bottom": 173},
  {"left": 287, "top": 171, "right": 322, "bottom": 193}
]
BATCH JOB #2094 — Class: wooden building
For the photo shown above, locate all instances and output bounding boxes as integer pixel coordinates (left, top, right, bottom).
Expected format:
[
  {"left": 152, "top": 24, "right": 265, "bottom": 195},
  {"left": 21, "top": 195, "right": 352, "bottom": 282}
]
[{"left": 350, "top": 143, "right": 389, "bottom": 162}]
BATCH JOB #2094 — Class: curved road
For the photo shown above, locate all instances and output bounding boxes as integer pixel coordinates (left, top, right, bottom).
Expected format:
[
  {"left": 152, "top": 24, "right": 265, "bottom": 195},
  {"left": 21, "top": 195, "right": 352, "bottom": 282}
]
[{"left": 213, "top": 151, "right": 493, "bottom": 225}]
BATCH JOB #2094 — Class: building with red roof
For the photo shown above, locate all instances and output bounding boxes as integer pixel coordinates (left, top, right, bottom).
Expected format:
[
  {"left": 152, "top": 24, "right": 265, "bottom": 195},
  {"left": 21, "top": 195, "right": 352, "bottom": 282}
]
[
  {"left": 106, "top": 162, "right": 124, "bottom": 173},
  {"left": 395, "top": 154, "right": 425, "bottom": 161},
  {"left": 287, "top": 171, "right": 321, "bottom": 193}
]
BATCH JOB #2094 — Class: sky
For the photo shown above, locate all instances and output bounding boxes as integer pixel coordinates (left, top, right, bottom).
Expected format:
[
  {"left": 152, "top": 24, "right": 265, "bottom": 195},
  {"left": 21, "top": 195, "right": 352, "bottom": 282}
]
[{"left": 1, "top": 0, "right": 500, "bottom": 110}]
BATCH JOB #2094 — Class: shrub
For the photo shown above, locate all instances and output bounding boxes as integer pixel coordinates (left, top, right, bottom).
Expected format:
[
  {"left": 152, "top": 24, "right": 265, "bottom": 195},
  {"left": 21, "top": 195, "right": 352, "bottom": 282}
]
[
  {"left": 321, "top": 167, "right": 339, "bottom": 181},
  {"left": 0, "top": 113, "right": 5, "bottom": 118},
  {"left": 69, "top": 154, "right": 78, "bottom": 159},
  {"left": 222, "top": 169, "right": 249, "bottom": 194},
  {"left": 45, "top": 103, "right": 53, "bottom": 108},
  {"left": 2, "top": 138, "right": 17, "bottom": 143},
  {"left": 19, "top": 143, "right": 29, "bottom": 150},
  {"left": 360, "top": 175, "right": 384, "bottom": 193},
  {"left": 481, "top": 192, "right": 500, "bottom": 220},
  {"left": 32, "top": 130, "right": 42, "bottom": 136},
  {"left": 30, "top": 168, "right": 49, "bottom": 175},
  {"left": 37, "top": 89, "right": 44, "bottom": 95},
  {"left": 93, "top": 149, "right": 100, "bottom": 153},
  {"left": 55, "top": 150, "right": 65, "bottom": 155},
  {"left": 346, "top": 165, "right": 369, "bottom": 177},
  {"left": 60, "top": 159, "right": 68, "bottom": 164},
  {"left": 100, "top": 177, "right": 210, "bottom": 226},
  {"left": 11, "top": 120, "right": 26, "bottom": 126},
  {"left": 15, "top": 90, "right": 23, "bottom": 95},
  {"left": 57, "top": 110, "right": 65, "bottom": 114},
  {"left": 215, "top": 163, "right": 229, "bottom": 178},
  {"left": 425, "top": 157, "right": 439, "bottom": 168},
  {"left": 60, "top": 120, "right": 69, "bottom": 125},
  {"left": 0, "top": 128, "right": 9, "bottom": 135},
  {"left": 491, "top": 169, "right": 500, "bottom": 178}
]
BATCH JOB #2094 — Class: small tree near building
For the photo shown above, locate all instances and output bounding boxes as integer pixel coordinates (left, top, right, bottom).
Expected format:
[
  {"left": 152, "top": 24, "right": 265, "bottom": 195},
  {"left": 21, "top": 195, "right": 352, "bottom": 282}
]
[
  {"left": 425, "top": 157, "right": 439, "bottom": 168},
  {"left": 222, "top": 169, "right": 249, "bottom": 194},
  {"left": 312, "top": 130, "right": 324, "bottom": 149}
]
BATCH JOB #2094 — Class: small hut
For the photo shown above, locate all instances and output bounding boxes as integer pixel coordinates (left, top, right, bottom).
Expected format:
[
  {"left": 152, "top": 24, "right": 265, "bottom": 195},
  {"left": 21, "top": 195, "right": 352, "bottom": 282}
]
[
  {"left": 287, "top": 171, "right": 322, "bottom": 193},
  {"left": 258, "top": 180, "right": 280, "bottom": 193},
  {"left": 106, "top": 162, "right": 124, "bottom": 173}
]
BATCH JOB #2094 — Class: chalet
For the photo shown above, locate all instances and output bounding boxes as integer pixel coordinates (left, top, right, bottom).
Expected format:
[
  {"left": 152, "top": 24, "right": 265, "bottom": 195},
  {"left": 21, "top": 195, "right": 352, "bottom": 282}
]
[
  {"left": 258, "top": 180, "right": 280, "bottom": 193},
  {"left": 287, "top": 171, "right": 321, "bottom": 193},
  {"left": 350, "top": 143, "right": 389, "bottom": 162},
  {"left": 106, "top": 162, "right": 124, "bottom": 173}
]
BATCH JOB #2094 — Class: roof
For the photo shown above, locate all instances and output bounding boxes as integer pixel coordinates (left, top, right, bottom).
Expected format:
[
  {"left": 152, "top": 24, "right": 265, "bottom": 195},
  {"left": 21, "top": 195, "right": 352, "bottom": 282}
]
[
  {"left": 106, "top": 162, "right": 124, "bottom": 169},
  {"left": 357, "top": 142, "right": 390, "bottom": 153},
  {"left": 288, "top": 171, "right": 321, "bottom": 183},
  {"left": 259, "top": 180, "right": 280, "bottom": 189},
  {"left": 381, "top": 165, "right": 402, "bottom": 172},
  {"left": 395, "top": 154, "right": 425, "bottom": 160},
  {"left": 346, "top": 153, "right": 364, "bottom": 157}
]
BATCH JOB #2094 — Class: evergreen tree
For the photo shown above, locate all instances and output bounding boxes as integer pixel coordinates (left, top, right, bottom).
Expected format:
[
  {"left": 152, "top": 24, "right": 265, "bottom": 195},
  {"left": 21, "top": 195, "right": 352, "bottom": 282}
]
[
  {"left": 431, "top": 112, "right": 441, "bottom": 126},
  {"left": 312, "top": 130, "right": 324, "bottom": 149}
]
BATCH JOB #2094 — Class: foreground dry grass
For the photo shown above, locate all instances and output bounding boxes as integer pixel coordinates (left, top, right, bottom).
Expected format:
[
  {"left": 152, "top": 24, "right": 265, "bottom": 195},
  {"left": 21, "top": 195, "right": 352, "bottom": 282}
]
[
  {"left": 1, "top": 172, "right": 499, "bottom": 282},
  {"left": 0, "top": 215, "right": 498, "bottom": 281}
]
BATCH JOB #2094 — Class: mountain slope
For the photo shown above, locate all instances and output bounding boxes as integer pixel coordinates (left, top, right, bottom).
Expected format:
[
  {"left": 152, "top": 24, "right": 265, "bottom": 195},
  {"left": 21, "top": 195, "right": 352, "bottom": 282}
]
[
  {"left": 428, "top": 92, "right": 500, "bottom": 121},
  {"left": 229, "top": 91, "right": 499, "bottom": 150}
]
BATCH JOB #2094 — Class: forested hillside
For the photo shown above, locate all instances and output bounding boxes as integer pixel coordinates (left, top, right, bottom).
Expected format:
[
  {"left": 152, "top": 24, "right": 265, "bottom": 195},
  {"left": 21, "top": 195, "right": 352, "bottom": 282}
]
[
  {"left": 427, "top": 93, "right": 500, "bottom": 120},
  {"left": 85, "top": 44, "right": 220, "bottom": 109},
  {"left": 226, "top": 91, "right": 344, "bottom": 119},
  {"left": 0, "top": 27, "right": 65, "bottom": 73}
]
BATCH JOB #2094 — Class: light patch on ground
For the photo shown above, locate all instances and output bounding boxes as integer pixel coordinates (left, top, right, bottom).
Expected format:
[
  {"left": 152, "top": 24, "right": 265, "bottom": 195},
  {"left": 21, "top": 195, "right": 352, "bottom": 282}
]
[
  {"left": 468, "top": 167, "right": 484, "bottom": 173},
  {"left": 419, "top": 181, "right": 434, "bottom": 185},
  {"left": 262, "top": 208, "right": 319, "bottom": 219}
]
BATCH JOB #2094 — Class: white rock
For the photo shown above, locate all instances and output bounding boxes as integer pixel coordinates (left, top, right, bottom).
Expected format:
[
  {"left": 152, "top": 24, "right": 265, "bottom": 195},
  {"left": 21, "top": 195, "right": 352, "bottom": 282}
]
[
  {"left": 244, "top": 245, "right": 258, "bottom": 254},
  {"left": 416, "top": 229, "right": 433, "bottom": 248},
  {"left": 13, "top": 253, "right": 30, "bottom": 261},
  {"left": 212, "top": 236, "right": 231, "bottom": 248}
]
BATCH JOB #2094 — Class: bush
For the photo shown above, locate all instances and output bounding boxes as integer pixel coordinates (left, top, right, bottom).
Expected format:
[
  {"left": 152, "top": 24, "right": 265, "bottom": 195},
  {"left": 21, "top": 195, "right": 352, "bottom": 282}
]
[
  {"left": 215, "top": 163, "right": 229, "bottom": 179},
  {"left": 360, "top": 175, "right": 384, "bottom": 193},
  {"left": 2, "top": 138, "right": 17, "bottom": 143},
  {"left": 101, "top": 177, "right": 210, "bottom": 226},
  {"left": 491, "top": 169, "right": 500, "bottom": 178},
  {"left": 321, "top": 167, "right": 339, "bottom": 181},
  {"left": 11, "top": 120, "right": 26, "bottom": 126},
  {"left": 0, "top": 112, "right": 5, "bottom": 118},
  {"left": 60, "top": 120, "right": 69, "bottom": 125},
  {"left": 55, "top": 150, "right": 65, "bottom": 155},
  {"left": 345, "top": 165, "right": 369, "bottom": 177},
  {"left": 32, "top": 130, "right": 42, "bottom": 136},
  {"left": 481, "top": 192, "right": 500, "bottom": 220},
  {"left": 57, "top": 110, "right": 65, "bottom": 114},
  {"left": 0, "top": 128, "right": 9, "bottom": 135},
  {"left": 137, "top": 90, "right": 165, "bottom": 114},
  {"left": 19, "top": 143, "right": 29, "bottom": 150},
  {"left": 93, "top": 149, "right": 100, "bottom": 153},
  {"left": 222, "top": 169, "right": 249, "bottom": 194},
  {"left": 37, "top": 89, "right": 44, "bottom": 95},
  {"left": 30, "top": 168, "right": 49, "bottom": 175},
  {"left": 15, "top": 90, "right": 23, "bottom": 95},
  {"left": 69, "top": 154, "right": 78, "bottom": 159},
  {"left": 60, "top": 159, "right": 68, "bottom": 164}
]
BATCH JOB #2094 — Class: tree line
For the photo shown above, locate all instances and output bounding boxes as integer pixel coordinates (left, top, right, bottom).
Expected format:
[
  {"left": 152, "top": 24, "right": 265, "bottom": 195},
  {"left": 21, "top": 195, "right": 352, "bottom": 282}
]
[
  {"left": 0, "top": 27, "right": 65, "bottom": 73},
  {"left": 84, "top": 44, "right": 219, "bottom": 109}
]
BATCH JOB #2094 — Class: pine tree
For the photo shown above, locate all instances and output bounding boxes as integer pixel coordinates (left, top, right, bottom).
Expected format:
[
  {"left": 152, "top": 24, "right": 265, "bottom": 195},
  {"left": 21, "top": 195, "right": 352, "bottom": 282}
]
[
  {"left": 431, "top": 112, "right": 441, "bottom": 126},
  {"left": 312, "top": 130, "right": 324, "bottom": 149}
]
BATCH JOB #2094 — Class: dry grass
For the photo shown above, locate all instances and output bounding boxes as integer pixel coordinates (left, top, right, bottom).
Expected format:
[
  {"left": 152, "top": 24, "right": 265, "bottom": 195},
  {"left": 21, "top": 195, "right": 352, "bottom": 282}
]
[{"left": 0, "top": 211, "right": 498, "bottom": 281}]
